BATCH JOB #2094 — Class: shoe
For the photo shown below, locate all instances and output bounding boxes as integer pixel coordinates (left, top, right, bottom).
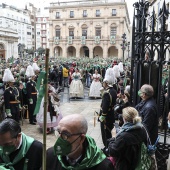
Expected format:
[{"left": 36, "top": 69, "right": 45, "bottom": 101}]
[
  {"left": 30, "top": 122, "right": 36, "bottom": 125},
  {"left": 34, "top": 119, "right": 37, "bottom": 123}
]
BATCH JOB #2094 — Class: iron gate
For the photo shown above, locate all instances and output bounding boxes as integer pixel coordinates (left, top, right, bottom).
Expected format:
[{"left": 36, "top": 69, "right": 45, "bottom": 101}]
[{"left": 130, "top": 0, "right": 170, "bottom": 169}]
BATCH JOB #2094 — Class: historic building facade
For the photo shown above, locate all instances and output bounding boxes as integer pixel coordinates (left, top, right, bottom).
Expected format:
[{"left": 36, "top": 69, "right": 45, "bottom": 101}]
[
  {"left": 36, "top": 9, "right": 49, "bottom": 49},
  {"left": 0, "top": 27, "right": 18, "bottom": 60},
  {"left": 47, "top": 0, "right": 130, "bottom": 59}
]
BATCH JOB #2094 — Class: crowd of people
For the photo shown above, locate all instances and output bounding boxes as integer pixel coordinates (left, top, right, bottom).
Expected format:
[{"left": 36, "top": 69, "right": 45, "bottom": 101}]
[{"left": 0, "top": 56, "right": 169, "bottom": 169}]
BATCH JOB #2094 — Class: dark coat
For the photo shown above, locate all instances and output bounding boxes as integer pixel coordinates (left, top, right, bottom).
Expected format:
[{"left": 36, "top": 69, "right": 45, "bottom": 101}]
[
  {"left": 100, "top": 87, "right": 117, "bottom": 124},
  {"left": 4, "top": 86, "right": 20, "bottom": 114},
  {"left": 46, "top": 140, "right": 114, "bottom": 170},
  {"left": 135, "top": 97, "right": 158, "bottom": 145},
  {"left": 107, "top": 126, "right": 147, "bottom": 170},
  {"left": 0, "top": 140, "right": 43, "bottom": 170}
]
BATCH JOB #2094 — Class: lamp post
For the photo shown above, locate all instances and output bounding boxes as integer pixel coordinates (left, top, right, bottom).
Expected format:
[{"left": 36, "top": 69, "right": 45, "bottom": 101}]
[
  {"left": 127, "top": 41, "right": 130, "bottom": 58},
  {"left": 120, "top": 33, "right": 127, "bottom": 63}
]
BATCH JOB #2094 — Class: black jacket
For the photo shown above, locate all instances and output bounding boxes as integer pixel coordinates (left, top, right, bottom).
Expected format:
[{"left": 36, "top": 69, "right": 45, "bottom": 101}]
[
  {"left": 100, "top": 87, "right": 117, "bottom": 124},
  {"left": 107, "top": 126, "right": 147, "bottom": 170},
  {"left": 135, "top": 97, "right": 158, "bottom": 145},
  {"left": 4, "top": 86, "right": 20, "bottom": 114},
  {"left": 0, "top": 140, "right": 43, "bottom": 170}
]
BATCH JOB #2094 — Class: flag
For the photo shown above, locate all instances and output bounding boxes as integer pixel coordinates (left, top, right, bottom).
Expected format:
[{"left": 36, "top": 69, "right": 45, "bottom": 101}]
[{"left": 33, "top": 71, "right": 47, "bottom": 115}]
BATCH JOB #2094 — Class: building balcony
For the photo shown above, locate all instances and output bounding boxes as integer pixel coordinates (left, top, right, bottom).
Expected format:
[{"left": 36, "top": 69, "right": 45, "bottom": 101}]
[
  {"left": 41, "top": 34, "right": 47, "bottom": 37},
  {"left": 82, "top": 14, "right": 88, "bottom": 17},
  {"left": 52, "top": 35, "right": 117, "bottom": 45}
]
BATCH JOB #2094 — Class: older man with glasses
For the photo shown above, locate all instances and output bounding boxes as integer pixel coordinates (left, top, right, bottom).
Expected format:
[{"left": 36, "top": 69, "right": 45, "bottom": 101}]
[
  {"left": 46, "top": 114, "right": 114, "bottom": 170},
  {"left": 135, "top": 84, "right": 158, "bottom": 145},
  {"left": 0, "top": 118, "right": 43, "bottom": 170}
]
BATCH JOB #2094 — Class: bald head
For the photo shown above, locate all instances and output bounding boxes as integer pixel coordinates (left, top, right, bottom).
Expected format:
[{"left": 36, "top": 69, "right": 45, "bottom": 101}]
[
  {"left": 141, "top": 84, "right": 154, "bottom": 98},
  {"left": 59, "top": 114, "right": 88, "bottom": 134}
]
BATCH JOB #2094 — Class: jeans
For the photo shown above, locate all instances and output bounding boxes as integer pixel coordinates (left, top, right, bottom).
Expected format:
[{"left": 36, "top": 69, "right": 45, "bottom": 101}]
[
  {"left": 86, "top": 74, "right": 91, "bottom": 88},
  {"left": 63, "top": 77, "right": 68, "bottom": 87}
]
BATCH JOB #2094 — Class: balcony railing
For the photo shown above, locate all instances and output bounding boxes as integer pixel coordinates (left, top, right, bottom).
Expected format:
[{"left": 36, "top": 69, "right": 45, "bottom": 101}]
[
  {"left": 41, "top": 34, "right": 47, "bottom": 37},
  {"left": 53, "top": 35, "right": 117, "bottom": 41},
  {"left": 82, "top": 14, "right": 87, "bottom": 17},
  {"left": 96, "top": 14, "right": 101, "bottom": 17}
]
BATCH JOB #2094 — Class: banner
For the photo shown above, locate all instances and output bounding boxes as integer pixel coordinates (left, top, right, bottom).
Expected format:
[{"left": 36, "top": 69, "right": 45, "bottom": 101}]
[
  {"left": 110, "top": 36, "right": 116, "bottom": 44},
  {"left": 54, "top": 37, "right": 60, "bottom": 45},
  {"left": 95, "top": 36, "right": 100, "bottom": 44},
  {"left": 81, "top": 36, "right": 86, "bottom": 45},
  {"left": 67, "top": 36, "right": 73, "bottom": 45}
]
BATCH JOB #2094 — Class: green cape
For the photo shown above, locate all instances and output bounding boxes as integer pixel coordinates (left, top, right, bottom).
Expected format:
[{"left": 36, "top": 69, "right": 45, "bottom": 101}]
[
  {"left": 0, "top": 133, "right": 34, "bottom": 170},
  {"left": 57, "top": 135, "right": 106, "bottom": 170}
]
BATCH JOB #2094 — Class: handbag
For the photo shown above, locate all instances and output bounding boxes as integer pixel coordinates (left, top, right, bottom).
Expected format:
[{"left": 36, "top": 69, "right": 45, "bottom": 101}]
[
  {"left": 135, "top": 142, "right": 152, "bottom": 170},
  {"left": 136, "top": 125, "right": 158, "bottom": 170}
]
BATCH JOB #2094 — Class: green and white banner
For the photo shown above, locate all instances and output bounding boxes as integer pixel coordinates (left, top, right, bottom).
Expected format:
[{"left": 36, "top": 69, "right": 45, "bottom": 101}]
[
  {"left": 54, "top": 37, "right": 60, "bottom": 45},
  {"left": 95, "top": 36, "right": 100, "bottom": 44},
  {"left": 81, "top": 36, "right": 86, "bottom": 45},
  {"left": 110, "top": 36, "right": 116, "bottom": 44},
  {"left": 68, "top": 36, "right": 73, "bottom": 45}
]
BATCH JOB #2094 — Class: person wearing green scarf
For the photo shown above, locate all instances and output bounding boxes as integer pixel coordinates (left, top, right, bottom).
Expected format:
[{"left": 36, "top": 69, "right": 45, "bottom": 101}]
[
  {"left": 46, "top": 114, "right": 114, "bottom": 170},
  {"left": 0, "top": 118, "right": 43, "bottom": 170}
]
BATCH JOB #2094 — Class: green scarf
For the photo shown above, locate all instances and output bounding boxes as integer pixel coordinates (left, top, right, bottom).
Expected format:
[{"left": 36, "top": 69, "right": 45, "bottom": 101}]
[
  {"left": 57, "top": 135, "right": 106, "bottom": 170},
  {"left": 0, "top": 133, "right": 34, "bottom": 170}
]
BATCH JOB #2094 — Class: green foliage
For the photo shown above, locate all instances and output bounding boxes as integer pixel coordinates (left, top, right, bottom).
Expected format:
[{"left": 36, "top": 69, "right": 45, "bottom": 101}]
[
  {"left": 37, "top": 47, "right": 45, "bottom": 55},
  {"left": 27, "top": 48, "right": 34, "bottom": 55}
]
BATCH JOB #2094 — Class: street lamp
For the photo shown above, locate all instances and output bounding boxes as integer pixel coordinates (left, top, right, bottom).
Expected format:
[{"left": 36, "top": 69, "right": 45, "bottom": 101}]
[
  {"left": 127, "top": 41, "right": 130, "bottom": 58},
  {"left": 120, "top": 33, "right": 127, "bottom": 63}
]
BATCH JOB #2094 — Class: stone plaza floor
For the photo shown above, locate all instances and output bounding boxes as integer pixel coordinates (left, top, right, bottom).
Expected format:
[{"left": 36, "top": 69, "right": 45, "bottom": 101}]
[
  {"left": 20, "top": 86, "right": 170, "bottom": 169},
  {"left": 21, "top": 99, "right": 104, "bottom": 150}
]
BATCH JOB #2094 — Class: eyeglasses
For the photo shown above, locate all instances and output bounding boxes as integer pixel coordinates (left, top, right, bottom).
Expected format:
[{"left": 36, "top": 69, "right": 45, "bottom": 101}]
[{"left": 55, "top": 129, "right": 82, "bottom": 141}]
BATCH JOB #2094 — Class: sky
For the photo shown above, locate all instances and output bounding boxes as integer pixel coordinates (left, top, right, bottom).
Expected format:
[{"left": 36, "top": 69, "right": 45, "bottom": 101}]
[{"left": 0, "top": 0, "right": 137, "bottom": 23}]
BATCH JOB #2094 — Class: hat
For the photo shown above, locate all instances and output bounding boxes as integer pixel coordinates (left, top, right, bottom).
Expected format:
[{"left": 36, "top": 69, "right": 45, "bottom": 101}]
[
  {"left": 3, "top": 68, "right": 15, "bottom": 82},
  {"left": 113, "top": 65, "right": 120, "bottom": 78},
  {"left": 118, "top": 62, "right": 124, "bottom": 73},
  {"left": 25, "top": 65, "right": 35, "bottom": 77},
  {"left": 105, "top": 68, "right": 116, "bottom": 83},
  {"left": 103, "top": 75, "right": 113, "bottom": 87},
  {"left": 32, "top": 63, "right": 40, "bottom": 72}
]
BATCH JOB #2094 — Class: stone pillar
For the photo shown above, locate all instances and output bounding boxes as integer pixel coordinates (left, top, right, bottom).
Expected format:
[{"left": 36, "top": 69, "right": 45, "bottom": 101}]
[
  {"left": 118, "top": 46, "right": 123, "bottom": 60},
  {"left": 76, "top": 47, "right": 80, "bottom": 58},
  {"left": 89, "top": 47, "right": 93, "bottom": 59},
  {"left": 103, "top": 42, "right": 108, "bottom": 59},
  {"left": 62, "top": 46, "right": 67, "bottom": 58}
]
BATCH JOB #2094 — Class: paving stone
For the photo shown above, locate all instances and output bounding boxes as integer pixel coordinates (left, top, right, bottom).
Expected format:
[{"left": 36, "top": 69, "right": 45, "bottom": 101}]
[{"left": 21, "top": 100, "right": 104, "bottom": 149}]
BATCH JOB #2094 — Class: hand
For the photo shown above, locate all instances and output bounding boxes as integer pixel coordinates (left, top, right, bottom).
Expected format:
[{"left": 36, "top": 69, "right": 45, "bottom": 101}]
[
  {"left": 111, "top": 127, "right": 117, "bottom": 138},
  {"left": 99, "top": 116, "right": 105, "bottom": 122},
  {"left": 29, "top": 99, "right": 33, "bottom": 105},
  {"left": 123, "top": 95, "right": 129, "bottom": 103}
]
